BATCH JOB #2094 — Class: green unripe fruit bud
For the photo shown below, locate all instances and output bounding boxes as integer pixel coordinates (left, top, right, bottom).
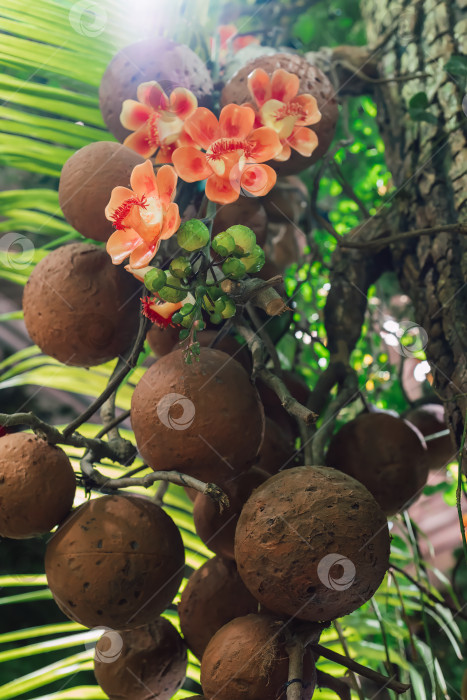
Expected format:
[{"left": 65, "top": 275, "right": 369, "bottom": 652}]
[
  {"left": 226, "top": 225, "right": 256, "bottom": 256},
  {"left": 171, "top": 312, "right": 183, "bottom": 325},
  {"left": 203, "top": 295, "right": 215, "bottom": 312},
  {"left": 179, "top": 329, "right": 190, "bottom": 341},
  {"left": 222, "top": 257, "right": 246, "bottom": 280},
  {"left": 214, "top": 297, "right": 226, "bottom": 313},
  {"left": 209, "top": 312, "right": 223, "bottom": 324},
  {"left": 180, "top": 303, "right": 195, "bottom": 316},
  {"left": 181, "top": 313, "right": 195, "bottom": 328},
  {"left": 196, "top": 320, "right": 206, "bottom": 331},
  {"left": 170, "top": 256, "right": 192, "bottom": 279},
  {"left": 177, "top": 219, "right": 210, "bottom": 251},
  {"left": 221, "top": 298, "right": 237, "bottom": 318},
  {"left": 212, "top": 231, "right": 236, "bottom": 257},
  {"left": 206, "top": 285, "right": 222, "bottom": 300},
  {"left": 195, "top": 285, "right": 207, "bottom": 299},
  {"left": 240, "top": 244, "right": 266, "bottom": 273},
  {"left": 144, "top": 268, "right": 167, "bottom": 292},
  {"left": 157, "top": 275, "right": 187, "bottom": 303}
]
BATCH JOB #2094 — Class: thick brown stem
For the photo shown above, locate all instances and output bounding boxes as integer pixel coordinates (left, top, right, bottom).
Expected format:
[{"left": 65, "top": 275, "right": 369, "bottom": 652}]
[
  {"left": 285, "top": 636, "right": 306, "bottom": 700},
  {"left": 316, "top": 671, "right": 351, "bottom": 700}
]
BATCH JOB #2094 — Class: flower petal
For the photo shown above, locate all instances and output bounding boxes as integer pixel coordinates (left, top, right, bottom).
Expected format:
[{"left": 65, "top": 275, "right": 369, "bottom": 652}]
[
  {"left": 292, "top": 94, "right": 322, "bottom": 126},
  {"left": 287, "top": 126, "right": 319, "bottom": 157},
  {"left": 120, "top": 100, "right": 152, "bottom": 131},
  {"left": 172, "top": 146, "right": 211, "bottom": 182},
  {"left": 247, "top": 68, "right": 271, "bottom": 108},
  {"left": 219, "top": 104, "right": 255, "bottom": 139},
  {"left": 274, "top": 143, "right": 292, "bottom": 162},
  {"left": 137, "top": 81, "right": 169, "bottom": 110},
  {"left": 205, "top": 174, "right": 240, "bottom": 204},
  {"left": 248, "top": 126, "right": 282, "bottom": 162},
  {"left": 169, "top": 87, "right": 198, "bottom": 119},
  {"left": 156, "top": 165, "right": 178, "bottom": 205},
  {"left": 131, "top": 160, "right": 159, "bottom": 198},
  {"left": 123, "top": 124, "right": 158, "bottom": 159},
  {"left": 271, "top": 69, "right": 299, "bottom": 103},
  {"left": 105, "top": 186, "right": 135, "bottom": 221},
  {"left": 129, "top": 239, "right": 161, "bottom": 268},
  {"left": 106, "top": 228, "right": 141, "bottom": 265},
  {"left": 240, "top": 163, "right": 277, "bottom": 197},
  {"left": 260, "top": 99, "right": 296, "bottom": 139},
  {"left": 184, "top": 108, "right": 220, "bottom": 149},
  {"left": 160, "top": 201, "right": 180, "bottom": 239},
  {"left": 155, "top": 144, "right": 176, "bottom": 164}
]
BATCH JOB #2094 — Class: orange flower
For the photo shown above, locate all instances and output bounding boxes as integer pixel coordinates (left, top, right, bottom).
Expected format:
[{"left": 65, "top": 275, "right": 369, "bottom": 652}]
[
  {"left": 172, "top": 104, "right": 281, "bottom": 204},
  {"left": 105, "top": 160, "right": 180, "bottom": 269},
  {"left": 245, "top": 68, "right": 321, "bottom": 161},
  {"left": 141, "top": 297, "right": 183, "bottom": 328},
  {"left": 120, "top": 81, "right": 198, "bottom": 162},
  {"left": 211, "top": 24, "right": 259, "bottom": 62}
]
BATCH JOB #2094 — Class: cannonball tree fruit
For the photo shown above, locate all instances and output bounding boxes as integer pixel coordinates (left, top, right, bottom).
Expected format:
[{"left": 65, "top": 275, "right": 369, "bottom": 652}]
[
  {"left": 146, "top": 323, "right": 182, "bottom": 358},
  {"left": 45, "top": 494, "right": 184, "bottom": 629},
  {"left": 405, "top": 403, "right": 454, "bottom": 471},
  {"left": 0, "top": 433, "right": 76, "bottom": 539},
  {"left": 193, "top": 467, "right": 268, "bottom": 560},
  {"left": 178, "top": 556, "right": 258, "bottom": 660},
  {"left": 22, "top": 243, "right": 140, "bottom": 367},
  {"left": 131, "top": 348, "right": 265, "bottom": 482},
  {"left": 221, "top": 53, "right": 338, "bottom": 173},
  {"left": 200, "top": 613, "right": 317, "bottom": 700},
  {"left": 149, "top": 327, "right": 251, "bottom": 370},
  {"left": 99, "top": 38, "right": 214, "bottom": 142},
  {"left": 58, "top": 142, "right": 144, "bottom": 242},
  {"left": 94, "top": 617, "right": 187, "bottom": 700},
  {"left": 256, "top": 416, "right": 297, "bottom": 475},
  {"left": 235, "top": 466, "right": 390, "bottom": 622},
  {"left": 325, "top": 412, "right": 428, "bottom": 516}
]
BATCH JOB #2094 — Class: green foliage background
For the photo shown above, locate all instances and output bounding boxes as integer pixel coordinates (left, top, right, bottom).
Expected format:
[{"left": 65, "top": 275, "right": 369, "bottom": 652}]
[{"left": 0, "top": 0, "right": 464, "bottom": 698}]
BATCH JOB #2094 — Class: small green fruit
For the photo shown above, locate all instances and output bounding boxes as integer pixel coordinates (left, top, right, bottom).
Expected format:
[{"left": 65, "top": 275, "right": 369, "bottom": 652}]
[
  {"left": 177, "top": 219, "right": 210, "bottom": 251},
  {"left": 209, "top": 312, "right": 223, "bottom": 324},
  {"left": 240, "top": 244, "right": 266, "bottom": 273},
  {"left": 157, "top": 275, "right": 187, "bottom": 303},
  {"left": 170, "top": 256, "right": 192, "bottom": 279},
  {"left": 171, "top": 312, "right": 183, "bottom": 325},
  {"left": 144, "top": 268, "right": 167, "bottom": 292},
  {"left": 214, "top": 297, "right": 226, "bottom": 313},
  {"left": 221, "top": 298, "right": 237, "bottom": 318},
  {"left": 226, "top": 225, "right": 256, "bottom": 256},
  {"left": 179, "top": 329, "right": 190, "bottom": 340},
  {"left": 222, "top": 257, "right": 246, "bottom": 280},
  {"left": 180, "top": 303, "right": 195, "bottom": 316},
  {"left": 212, "top": 231, "right": 236, "bottom": 257},
  {"left": 181, "top": 313, "right": 195, "bottom": 328}
]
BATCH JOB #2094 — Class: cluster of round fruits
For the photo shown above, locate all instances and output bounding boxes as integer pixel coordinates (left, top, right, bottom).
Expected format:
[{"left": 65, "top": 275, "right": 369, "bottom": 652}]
[{"left": 1, "top": 31, "right": 452, "bottom": 700}]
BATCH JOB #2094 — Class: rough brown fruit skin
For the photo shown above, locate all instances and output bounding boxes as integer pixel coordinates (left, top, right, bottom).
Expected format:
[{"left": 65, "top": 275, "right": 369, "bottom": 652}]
[
  {"left": 325, "top": 413, "right": 428, "bottom": 515},
  {"left": 201, "top": 614, "right": 316, "bottom": 700},
  {"left": 99, "top": 39, "right": 214, "bottom": 142},
  {"left": 131, "top": 348, "right": 265, "bottom": 481},
  {"left": 23, "top": 243, "right": 140, "bottom": 367},
  {"left": 405, "top": 403, "right": 454, "bottom": 471},
  {"left": 221, "top": 53, "right": 338, "bottom": 173},
  {"left": 235, "top": 466, "right": 390, "bottom": 622},
  {"left": 58, "top": 142, "right": 144, "bottom": 242},
  {"left": 213, "top": 197, "right": 268, "bottom": 246},
  {"left": 193, "top": 468, "right": 268, "bottom": 560},
  {"left": 256, "top": 417, "right": 297, "bottom": 475},
  {"left": 94, "top": 617, "right": 187, "bottom": 700},
  {"left": 146, "top": 324, "right": 181, "bottom": 358},
  {"left": 45, "top": 495, "right": 185, "bottom": 629},
  {"left": 0, "top": 433, "right": 75, "bottom": 539},
  {"left": 178, "top": 556, "right": 258, "bottom": 660}
]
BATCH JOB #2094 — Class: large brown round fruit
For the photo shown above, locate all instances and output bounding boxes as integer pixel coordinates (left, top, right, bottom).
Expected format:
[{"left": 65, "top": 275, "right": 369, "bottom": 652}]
[
  {"left": 0, "top": 433, "right": 75, "bottom": 539},
  {"left": 213, "top": 197, "right": 268, "bottom": 246},
  {"left": 45, "top": 494, "right": 185, "bottom": 629},
  {"left": 325, "top": 413, "right": 428, "bottom": 515},
  {"left": 405, "top": 403, "right": 454, "bottom": 471},
  {"left": 149, "top": 327, "right": 251, "bottom": 370},
  {"left": 131, "top": 348, "right": 264, "bottom": 481},
  {"left": 58, "top": 142, "right": 144, "bottom": 242},
  {"left": 23, "top": 243, "right": 140, "bottom": 367},
  {"left": 99, "top": 38, "right": 214, "bottom": 142},
  {"left": 94, "top": 617, "right": 187, "bottom": 700},
  {"left": 178, "top": 556, "right": 258, "bottom": 660},
  {"left": 193, "top": 468, "right": 268, "bottom": 560},
  {"left": 256, "top": 417, "right": 297, "bottom": 475},
  {"left": 201, "top": 614, "right": 317, "bottom": 700},
  {"left": 235, "top": 466, "right": 390, "bottom": 622},
  {"left": 221, "top": 53, "right": 338, "bottom": 173},
  {"left": 146, "top": 324, "right": 181, "bottom": 358}
]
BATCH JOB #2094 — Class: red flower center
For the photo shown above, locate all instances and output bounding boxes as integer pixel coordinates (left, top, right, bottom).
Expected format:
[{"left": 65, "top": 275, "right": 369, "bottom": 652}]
[
  {"left": 111, "top": 194, "right": 148, "bottom": 230},
  {"left": 148, "top": 113, "right": 161, "bottom": 148},
  {"left": 206, "top": 138, "right": 252, "bottom": 162},
  {"left": 274, "top": 102, "right": 307, "bottom": 121}
]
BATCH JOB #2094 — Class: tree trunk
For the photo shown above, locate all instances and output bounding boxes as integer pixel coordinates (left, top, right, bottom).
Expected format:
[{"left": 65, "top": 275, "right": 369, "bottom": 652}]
[{"left": 322, "top": 0, "right": 467, "bottom": 456}]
